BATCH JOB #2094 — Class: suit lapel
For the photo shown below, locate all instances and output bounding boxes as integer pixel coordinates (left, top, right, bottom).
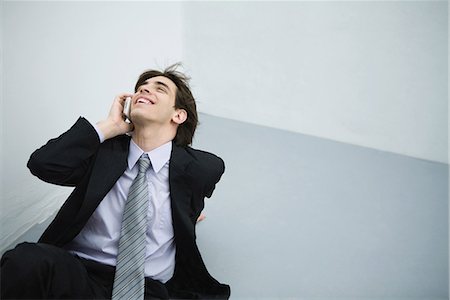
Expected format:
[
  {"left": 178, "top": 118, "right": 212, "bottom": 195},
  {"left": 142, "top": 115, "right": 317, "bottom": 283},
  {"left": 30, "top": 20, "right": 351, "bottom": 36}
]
[
  {"left": 79, "top": 135, "right": 130, "bottom": 220},
  {"left": 169, "top": 144, "right": 196, "bottom": 250}
]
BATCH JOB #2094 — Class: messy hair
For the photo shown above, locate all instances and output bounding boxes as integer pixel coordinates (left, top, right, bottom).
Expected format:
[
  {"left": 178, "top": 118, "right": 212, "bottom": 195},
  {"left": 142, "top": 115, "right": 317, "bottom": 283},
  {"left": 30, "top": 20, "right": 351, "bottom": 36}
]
[{"left": 135, "top": 63, "right": 198, "bottom": 147}]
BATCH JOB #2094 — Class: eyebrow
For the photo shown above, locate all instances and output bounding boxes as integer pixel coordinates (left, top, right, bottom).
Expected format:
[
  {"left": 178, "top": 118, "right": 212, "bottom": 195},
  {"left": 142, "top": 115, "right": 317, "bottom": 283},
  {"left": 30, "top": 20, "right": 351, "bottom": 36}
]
[
  {"left": 156, "top": 81, "right": 171, "bottom": 92},
  {"left": 144, "top": 79, "right": 173, "bottom": 94}
]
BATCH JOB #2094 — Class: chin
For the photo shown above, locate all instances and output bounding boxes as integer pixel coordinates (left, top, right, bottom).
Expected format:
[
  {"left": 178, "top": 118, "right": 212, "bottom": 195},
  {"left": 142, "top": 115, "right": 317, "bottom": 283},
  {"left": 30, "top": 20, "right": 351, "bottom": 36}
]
[{"left": 130, "top": 113, "right": 153, "bottom": 126}]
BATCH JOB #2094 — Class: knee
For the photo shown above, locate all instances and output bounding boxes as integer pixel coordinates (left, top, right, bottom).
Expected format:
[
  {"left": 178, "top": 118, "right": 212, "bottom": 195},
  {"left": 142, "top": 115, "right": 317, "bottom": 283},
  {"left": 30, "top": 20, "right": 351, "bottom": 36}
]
[
  {"left": 1, "top": 242, "right": 56, "bottom": 280},
  {"left": 3, "top": 242, "right": 44, "bottom": 265},
  {"left": 1, "top": 242, "right": 66, "bottom": 298}
]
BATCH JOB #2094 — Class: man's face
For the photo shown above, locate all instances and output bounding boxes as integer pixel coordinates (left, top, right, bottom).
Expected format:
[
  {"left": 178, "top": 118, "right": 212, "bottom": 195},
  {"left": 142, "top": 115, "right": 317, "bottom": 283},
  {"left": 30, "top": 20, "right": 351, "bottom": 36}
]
[{"left": 130, "top": 76, "right": 178, "bottom": 126}]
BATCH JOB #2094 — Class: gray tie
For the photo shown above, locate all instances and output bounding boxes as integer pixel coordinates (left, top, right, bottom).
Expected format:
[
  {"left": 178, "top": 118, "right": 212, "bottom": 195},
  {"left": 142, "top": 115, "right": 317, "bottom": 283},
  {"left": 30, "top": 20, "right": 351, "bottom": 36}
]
[{"left": 112, "top": 154, "right": 151, "bottom": 300}]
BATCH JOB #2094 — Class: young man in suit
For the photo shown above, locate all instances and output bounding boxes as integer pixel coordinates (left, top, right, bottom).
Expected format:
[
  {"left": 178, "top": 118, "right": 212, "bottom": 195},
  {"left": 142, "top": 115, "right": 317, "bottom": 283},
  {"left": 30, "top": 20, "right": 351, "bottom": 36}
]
[{"left": 1, "top": 65, "right": 230, "bottom": 299}]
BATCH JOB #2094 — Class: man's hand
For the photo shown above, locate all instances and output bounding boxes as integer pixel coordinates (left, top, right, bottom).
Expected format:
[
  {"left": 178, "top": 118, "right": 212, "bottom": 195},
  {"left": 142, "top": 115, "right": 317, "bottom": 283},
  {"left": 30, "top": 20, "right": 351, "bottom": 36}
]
[
  {"left": 96, "top": 93, "right": 134, "bottom": 140},
  {"left": 196, "top": 213, "right": 206, "bottom": 223}
]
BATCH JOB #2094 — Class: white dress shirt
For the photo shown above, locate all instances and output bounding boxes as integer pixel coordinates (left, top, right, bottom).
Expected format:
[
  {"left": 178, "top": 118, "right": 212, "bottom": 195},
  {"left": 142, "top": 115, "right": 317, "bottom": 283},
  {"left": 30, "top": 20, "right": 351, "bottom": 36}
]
[{"left": 66, "top": 129, "right": 176, "bottom": 283}]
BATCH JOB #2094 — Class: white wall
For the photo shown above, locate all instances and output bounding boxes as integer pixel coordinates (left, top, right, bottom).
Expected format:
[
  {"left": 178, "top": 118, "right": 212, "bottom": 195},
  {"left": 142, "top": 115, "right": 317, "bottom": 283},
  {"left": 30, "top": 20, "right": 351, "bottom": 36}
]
[
  {"left": 1, "top": 1, "right": 183, "bottom": 252},
  {"left": 1, "top": 2, "right": 448, "bottom": 296},
  {"left": 182, "top": 1, "right": 448, "bottom": 164},
  {"left": 1, "top": 2, "right": 448, "bottom": 298}
]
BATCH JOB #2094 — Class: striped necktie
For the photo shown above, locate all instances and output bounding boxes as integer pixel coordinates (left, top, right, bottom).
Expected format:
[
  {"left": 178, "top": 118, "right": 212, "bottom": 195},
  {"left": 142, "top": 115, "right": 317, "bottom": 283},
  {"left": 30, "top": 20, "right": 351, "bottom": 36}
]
[{"left": 112, "top": 154, "right": 151, "bottom": 300}]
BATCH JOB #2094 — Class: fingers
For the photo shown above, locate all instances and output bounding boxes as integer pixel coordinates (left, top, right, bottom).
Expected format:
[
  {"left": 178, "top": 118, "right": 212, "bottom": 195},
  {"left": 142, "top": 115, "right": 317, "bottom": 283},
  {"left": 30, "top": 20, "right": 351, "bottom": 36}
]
[
  {"left": 117, "top": 93, "right": 134, "bottom": 99},
  {"left": 196, "top": 213, "right": 206, "bottom": 223},
  {"left": 115, "top": 93, "right": 134, "bottom": 105},
  {"left": 110, "top": 93, "right": 133, "bottom": 115},
  {"left": 97, "top": 93, "right": 135, "bottom": 140},
  {"left": 123, "top": 121, "right": 134, "bottom": 133}
]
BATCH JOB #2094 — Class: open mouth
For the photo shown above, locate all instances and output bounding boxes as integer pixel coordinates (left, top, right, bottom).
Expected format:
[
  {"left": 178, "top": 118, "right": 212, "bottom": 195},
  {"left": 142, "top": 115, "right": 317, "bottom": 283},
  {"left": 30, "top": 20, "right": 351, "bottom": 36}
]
[{"left": 136, "top": 97, "right": 155, "bottom": 105}]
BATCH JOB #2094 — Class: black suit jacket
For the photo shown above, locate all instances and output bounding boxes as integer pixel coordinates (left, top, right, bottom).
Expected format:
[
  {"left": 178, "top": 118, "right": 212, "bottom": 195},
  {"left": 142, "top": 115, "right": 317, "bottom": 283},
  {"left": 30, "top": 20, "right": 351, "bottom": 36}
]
[{"left": 27, "top": 117, "right": 230, "bottom": 299}]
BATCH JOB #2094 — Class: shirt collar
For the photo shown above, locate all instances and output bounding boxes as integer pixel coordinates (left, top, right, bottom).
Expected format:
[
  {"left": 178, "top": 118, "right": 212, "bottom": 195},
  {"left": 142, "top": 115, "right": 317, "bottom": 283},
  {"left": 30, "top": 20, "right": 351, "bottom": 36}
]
[{"left": 128, "top": 139, "right": 172, "bottom": 173}]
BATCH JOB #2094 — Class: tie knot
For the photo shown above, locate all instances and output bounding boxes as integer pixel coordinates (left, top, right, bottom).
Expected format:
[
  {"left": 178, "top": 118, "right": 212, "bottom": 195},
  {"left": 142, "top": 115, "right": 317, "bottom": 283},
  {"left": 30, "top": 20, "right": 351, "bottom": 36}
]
[{"left": 138, "top": 154, "right": 151, "bottom": 174}]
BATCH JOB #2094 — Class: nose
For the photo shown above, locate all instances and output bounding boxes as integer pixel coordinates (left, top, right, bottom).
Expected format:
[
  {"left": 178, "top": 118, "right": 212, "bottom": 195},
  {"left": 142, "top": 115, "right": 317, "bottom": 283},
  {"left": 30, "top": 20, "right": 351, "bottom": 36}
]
[{"left": 139, "top": 87, "right": 150, "bottom": 94}]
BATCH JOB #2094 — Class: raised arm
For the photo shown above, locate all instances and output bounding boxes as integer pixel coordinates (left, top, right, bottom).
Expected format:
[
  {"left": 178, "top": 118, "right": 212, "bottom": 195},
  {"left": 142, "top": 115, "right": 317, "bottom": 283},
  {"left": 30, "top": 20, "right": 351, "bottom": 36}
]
[{"left": 27, "top": 94, "right": 134, "bottom": 186}]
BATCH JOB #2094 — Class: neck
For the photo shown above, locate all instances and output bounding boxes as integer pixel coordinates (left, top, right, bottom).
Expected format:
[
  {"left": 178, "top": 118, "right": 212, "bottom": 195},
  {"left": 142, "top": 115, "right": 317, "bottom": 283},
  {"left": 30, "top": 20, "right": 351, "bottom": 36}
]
[{"left": 131, "top": 124, "right": 175, "bottom": 152}]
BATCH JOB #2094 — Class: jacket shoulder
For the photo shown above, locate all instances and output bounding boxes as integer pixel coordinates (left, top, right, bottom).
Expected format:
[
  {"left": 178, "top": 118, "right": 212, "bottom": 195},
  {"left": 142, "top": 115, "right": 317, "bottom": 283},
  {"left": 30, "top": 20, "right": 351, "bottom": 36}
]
[{"left": 184, "top": 146, "right": 225, "bottom": 173}]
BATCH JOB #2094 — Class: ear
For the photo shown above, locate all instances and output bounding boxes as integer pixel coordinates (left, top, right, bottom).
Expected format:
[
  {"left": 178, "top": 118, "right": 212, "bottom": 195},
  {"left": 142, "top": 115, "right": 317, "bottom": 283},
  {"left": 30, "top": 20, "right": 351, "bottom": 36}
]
[{"left": 172, "top": 108, "right": 187, "bottom": 125}]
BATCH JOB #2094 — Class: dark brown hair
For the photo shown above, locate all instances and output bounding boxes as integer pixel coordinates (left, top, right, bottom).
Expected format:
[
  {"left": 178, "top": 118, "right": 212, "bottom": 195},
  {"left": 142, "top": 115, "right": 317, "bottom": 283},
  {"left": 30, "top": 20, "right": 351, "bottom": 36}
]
[{"left": 134, "top": 63, "right": 198, "bottom": 147}]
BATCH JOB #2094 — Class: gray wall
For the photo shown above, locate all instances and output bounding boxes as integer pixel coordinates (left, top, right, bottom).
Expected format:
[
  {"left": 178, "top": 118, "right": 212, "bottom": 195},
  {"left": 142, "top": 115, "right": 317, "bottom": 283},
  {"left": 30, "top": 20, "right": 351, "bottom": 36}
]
[{"left": 193, "top": 114, "right": 448, "bottom": 299}]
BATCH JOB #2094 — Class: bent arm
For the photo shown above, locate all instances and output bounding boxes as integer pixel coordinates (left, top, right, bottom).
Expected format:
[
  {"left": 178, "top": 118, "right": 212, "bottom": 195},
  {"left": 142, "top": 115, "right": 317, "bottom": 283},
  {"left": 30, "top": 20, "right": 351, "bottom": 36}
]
[
  {"left": 28, "top": 93, "right": 133, "bottom": 186},
  {"left": 204, "top": 155, "right": 225, "bottom": 198},
  {"left": 27, "top": 117, "right": 100, "bottom": 186}
]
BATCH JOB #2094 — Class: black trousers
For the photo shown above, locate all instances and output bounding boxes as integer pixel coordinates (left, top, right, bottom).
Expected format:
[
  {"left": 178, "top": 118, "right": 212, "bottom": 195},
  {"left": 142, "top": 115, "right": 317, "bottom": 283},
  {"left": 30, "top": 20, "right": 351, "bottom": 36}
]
[{"left": 0, "top": 242, "right": 169, "bottom": 299}]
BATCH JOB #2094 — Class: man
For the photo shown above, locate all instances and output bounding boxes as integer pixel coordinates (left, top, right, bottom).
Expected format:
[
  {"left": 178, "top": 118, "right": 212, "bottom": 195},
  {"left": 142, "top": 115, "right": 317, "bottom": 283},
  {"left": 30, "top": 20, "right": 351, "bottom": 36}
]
[{"left": 1, "top": 64, "right": 230, "bottom": 299}]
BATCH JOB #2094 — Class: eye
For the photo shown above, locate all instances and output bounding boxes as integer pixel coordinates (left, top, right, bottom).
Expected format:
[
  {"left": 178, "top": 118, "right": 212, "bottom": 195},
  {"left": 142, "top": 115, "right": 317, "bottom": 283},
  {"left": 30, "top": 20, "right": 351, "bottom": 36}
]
[{"left": 157, "top": 87, "right": 167, "bottom": 93}]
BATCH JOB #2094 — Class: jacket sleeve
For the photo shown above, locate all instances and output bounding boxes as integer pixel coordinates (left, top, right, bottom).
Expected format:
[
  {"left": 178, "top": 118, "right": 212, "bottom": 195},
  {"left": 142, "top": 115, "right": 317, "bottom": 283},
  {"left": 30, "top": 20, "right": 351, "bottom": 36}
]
[
  {"left": 203, "top": 154, "right": 225, "bottom": 199},
  {"left": 27, "top": 117, "right": 101, "bottom": 187}
]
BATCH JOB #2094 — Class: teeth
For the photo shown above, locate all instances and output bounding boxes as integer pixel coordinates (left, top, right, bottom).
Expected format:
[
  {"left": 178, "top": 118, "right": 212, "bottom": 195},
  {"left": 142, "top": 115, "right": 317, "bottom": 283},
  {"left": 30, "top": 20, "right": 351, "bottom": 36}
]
[{"left": 137, "top": 98, "right": 151, "bottom": 104}]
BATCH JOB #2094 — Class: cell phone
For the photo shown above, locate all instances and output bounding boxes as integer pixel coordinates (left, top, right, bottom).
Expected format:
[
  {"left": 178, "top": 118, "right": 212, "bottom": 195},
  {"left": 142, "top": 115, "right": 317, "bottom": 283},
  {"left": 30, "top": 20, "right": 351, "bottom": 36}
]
[{"left": 123, "top": 97, "right": 131, "bottom": 123}]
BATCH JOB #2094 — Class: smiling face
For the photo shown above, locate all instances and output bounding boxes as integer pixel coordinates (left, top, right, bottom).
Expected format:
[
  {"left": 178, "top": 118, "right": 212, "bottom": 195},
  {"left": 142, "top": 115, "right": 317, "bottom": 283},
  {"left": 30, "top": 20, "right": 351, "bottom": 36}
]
[
  {"left": 130, "top": 75, "right": 181, "bottom": 127},
  {"left": 133, "top": 65, "right": 198, "bottom": 146}
]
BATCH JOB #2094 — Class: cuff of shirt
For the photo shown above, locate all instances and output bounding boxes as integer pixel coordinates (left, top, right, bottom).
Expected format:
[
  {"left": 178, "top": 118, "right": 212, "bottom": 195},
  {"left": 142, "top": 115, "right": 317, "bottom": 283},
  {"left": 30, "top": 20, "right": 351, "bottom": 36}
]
[{"left": 87, "top": 119, "right": 105, "bottom": 143}]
